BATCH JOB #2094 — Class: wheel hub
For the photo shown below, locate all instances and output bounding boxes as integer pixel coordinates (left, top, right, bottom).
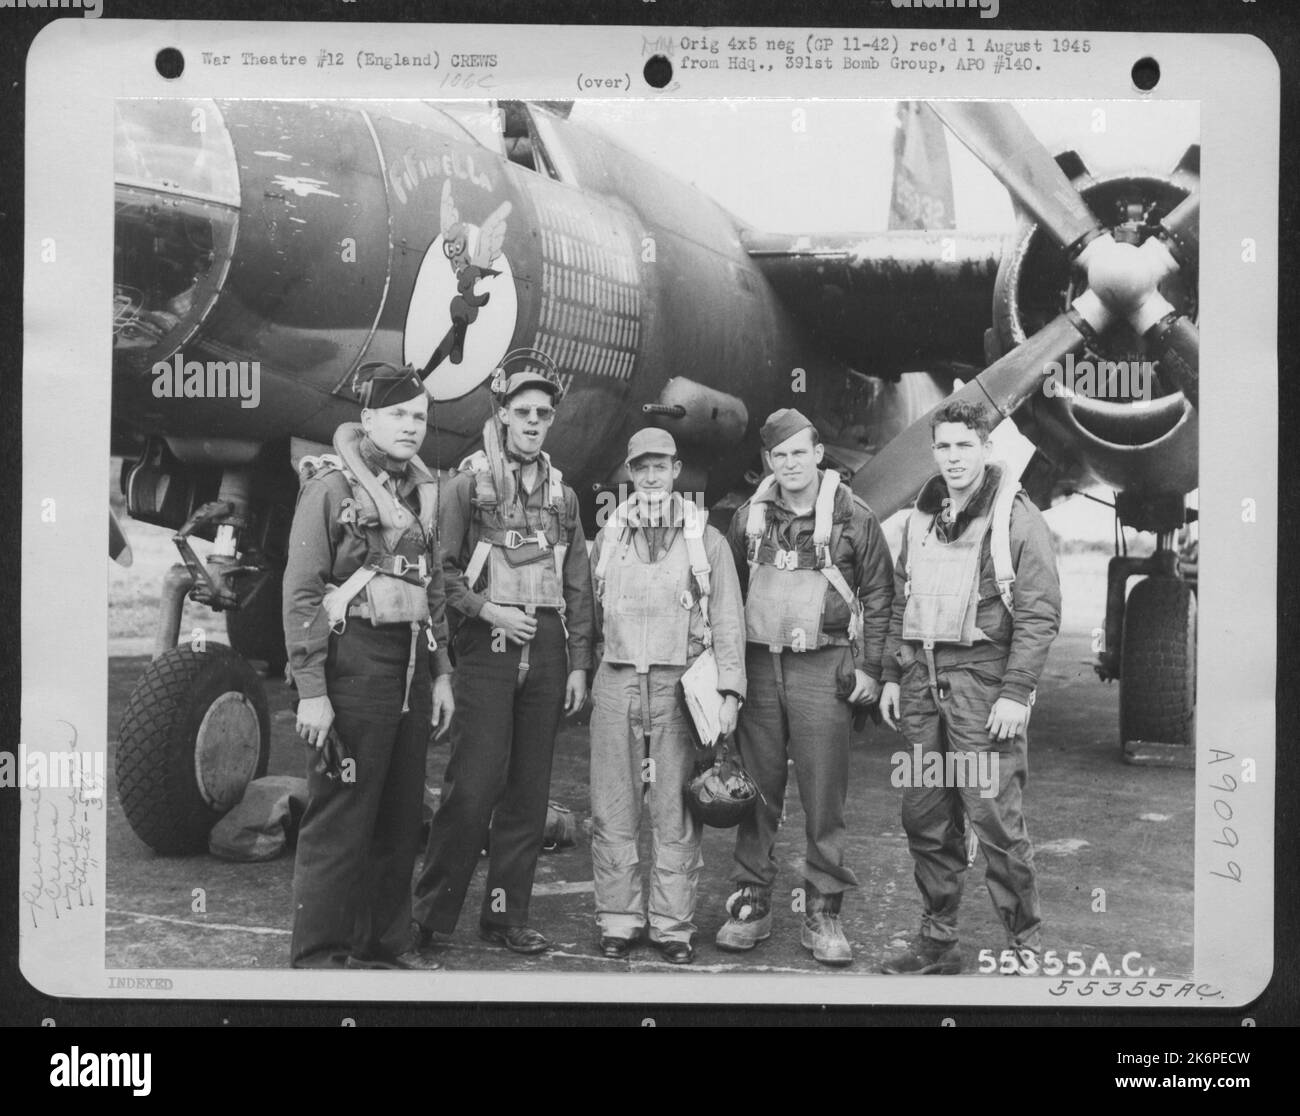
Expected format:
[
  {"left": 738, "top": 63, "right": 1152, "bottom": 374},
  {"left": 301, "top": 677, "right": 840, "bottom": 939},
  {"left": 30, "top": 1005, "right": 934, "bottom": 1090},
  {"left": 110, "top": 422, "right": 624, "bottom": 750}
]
[{"left": 194, "top": 691, "right": 262, "bottom": 811}]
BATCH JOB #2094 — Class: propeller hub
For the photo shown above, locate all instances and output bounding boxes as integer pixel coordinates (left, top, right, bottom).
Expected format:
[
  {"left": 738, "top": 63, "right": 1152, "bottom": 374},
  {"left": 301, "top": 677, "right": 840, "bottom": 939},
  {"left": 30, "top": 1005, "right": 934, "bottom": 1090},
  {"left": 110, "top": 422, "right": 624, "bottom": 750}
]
[
  {"left": 1081, "top": 236, "right": 1161, "bottom": 313},
  {"left": 991, "top": 167, "right": 1197, "bottom": 380}
]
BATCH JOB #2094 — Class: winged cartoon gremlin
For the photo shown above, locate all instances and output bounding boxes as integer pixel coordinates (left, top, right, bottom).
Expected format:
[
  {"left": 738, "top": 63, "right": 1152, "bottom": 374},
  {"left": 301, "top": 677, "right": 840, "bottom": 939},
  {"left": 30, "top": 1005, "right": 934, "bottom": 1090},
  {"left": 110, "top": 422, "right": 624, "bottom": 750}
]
[{"left": 422, "top": 180, "right": 513, "bottom": 374}]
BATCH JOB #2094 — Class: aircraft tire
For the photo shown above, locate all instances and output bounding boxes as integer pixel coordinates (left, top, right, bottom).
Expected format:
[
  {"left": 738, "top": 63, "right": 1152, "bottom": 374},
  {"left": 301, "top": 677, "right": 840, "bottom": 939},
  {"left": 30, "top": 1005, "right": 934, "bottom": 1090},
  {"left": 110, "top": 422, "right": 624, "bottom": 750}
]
[
  {"left": 225, "top": 574, "right": 288, "bottom": 678},
  {"left": 116, "top": 644, "right": 270, "bottom": 854},
  {"left": 1119, "top": 577, "right": 1196, "bottom": 750}
]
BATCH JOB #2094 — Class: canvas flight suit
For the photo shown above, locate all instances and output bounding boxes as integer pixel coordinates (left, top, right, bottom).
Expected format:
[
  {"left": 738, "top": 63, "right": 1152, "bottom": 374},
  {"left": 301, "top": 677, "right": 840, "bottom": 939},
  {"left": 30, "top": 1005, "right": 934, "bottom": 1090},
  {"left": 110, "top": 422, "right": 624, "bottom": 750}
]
[{"left": 588, "top": 496, "right": 746, "bottom": 944}]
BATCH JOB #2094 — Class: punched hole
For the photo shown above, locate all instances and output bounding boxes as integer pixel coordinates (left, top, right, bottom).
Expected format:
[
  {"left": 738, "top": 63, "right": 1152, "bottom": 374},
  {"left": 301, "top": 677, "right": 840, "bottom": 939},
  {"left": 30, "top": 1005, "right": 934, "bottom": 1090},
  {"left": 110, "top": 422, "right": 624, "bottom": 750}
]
[
  {"left": 1131, "top": 56, "right": 1160, "bottom": 92},
  {"left": 643, "top": 55, "right": 672, "bottom": 89},
  {"left": 155, "top": 48, "right": 185, "bottom": 80}
]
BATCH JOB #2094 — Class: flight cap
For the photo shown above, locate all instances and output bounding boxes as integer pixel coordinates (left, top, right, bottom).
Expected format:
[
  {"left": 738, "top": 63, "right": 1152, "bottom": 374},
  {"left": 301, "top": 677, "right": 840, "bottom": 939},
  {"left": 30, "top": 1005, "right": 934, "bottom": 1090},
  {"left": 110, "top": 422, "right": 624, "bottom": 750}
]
[
  {"left": 354, "top": 361, "right": 427, "bottom": 409},
  {"left": 760, "top": 407, "right": 816, "bottom": 450}
]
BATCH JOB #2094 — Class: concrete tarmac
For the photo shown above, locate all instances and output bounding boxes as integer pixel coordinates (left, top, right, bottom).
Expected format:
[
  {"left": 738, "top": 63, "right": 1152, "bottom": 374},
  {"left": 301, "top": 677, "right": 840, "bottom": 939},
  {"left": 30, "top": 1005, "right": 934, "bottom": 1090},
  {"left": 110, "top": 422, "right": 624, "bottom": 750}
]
[{"left": 104, "top": 629, "right": 1194, "bottom": 981}]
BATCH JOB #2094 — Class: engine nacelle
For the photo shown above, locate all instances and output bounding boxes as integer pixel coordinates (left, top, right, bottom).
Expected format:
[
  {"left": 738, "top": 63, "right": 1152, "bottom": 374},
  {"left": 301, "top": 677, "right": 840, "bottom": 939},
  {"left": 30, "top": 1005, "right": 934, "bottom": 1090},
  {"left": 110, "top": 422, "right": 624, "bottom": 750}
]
[{"left": 989, "top": 151, "right": 1200, "bottom": 499}]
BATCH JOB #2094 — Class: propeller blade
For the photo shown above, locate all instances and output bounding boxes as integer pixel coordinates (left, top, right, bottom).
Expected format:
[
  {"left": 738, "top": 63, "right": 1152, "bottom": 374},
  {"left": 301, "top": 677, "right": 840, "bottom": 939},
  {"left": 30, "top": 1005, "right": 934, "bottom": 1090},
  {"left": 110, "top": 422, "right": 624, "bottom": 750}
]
[
  {"left": 109, "top": 507, "right": 133, "bottom": 567},
  {"left": 853, "top": 312, "right": 1089, "bottom": 517},
  {"left": 1145, "top": 313, "right": 1199, "bottom": 410},
  {"left": 929, "top": 102, "right": 1103, "bottom": 255},
  {"left": 1158, "top": 191, "right": 1199, "bottom": 277}
]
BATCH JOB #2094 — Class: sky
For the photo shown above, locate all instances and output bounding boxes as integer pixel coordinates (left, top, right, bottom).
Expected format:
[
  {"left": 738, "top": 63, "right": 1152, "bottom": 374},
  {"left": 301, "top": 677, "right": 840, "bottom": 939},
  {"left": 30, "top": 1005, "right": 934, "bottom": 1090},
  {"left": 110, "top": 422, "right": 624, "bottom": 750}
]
[
  {"left": 571, "top": 99, "right": 1199, "bottom": 233},
  {"left": 570, "top": 98, "right": 1200, "bottom": 540}
]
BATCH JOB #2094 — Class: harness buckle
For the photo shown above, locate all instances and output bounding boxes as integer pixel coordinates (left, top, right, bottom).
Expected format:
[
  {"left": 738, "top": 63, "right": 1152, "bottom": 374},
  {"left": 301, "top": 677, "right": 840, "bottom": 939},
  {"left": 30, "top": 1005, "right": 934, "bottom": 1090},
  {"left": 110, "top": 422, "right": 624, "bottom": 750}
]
[
  {"left": 775, "top": 548, "right": 799, "bottom": 571},
  {"left": 371, "top": 554, "right": 427, "bottom": 579},
  {"left": 501, "top": 529, "right": 525, "bottom": 549}
]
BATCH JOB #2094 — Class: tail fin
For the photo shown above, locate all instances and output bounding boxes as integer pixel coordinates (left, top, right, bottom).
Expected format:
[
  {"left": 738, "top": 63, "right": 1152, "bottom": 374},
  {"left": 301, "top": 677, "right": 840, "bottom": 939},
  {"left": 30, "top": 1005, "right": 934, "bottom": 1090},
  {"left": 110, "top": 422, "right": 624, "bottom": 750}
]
[{"left": 888, "top": 101, "right": 955, "bottom": 230}]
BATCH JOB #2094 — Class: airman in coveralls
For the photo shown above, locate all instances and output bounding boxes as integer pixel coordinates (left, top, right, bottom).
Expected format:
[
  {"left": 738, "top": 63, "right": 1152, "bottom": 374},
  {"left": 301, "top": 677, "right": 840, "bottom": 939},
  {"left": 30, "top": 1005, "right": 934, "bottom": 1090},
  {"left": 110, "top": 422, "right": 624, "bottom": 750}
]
[{"left": 588, "top": 429, "right": 746, "bottom": 964}]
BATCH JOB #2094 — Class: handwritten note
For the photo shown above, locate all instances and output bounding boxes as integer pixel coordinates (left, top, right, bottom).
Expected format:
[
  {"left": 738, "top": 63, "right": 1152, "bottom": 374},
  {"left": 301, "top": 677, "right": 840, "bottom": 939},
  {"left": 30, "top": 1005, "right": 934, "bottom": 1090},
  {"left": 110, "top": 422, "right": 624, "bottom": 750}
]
[{"left": 21, "top": 721, "right": 100, "bottom": 929}]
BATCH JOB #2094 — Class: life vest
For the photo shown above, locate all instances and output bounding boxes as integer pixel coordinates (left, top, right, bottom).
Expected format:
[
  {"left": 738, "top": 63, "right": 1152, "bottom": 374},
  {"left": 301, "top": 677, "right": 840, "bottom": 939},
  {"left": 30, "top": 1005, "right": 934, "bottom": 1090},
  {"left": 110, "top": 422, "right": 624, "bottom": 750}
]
[
  {"left": 593, "top": 493, "right": 712, "bottom": 673},
  {"left": 296, "top": 423, "right": 439, "bottom": 711},
  {"left": 901, "top": 465, "right": 1020, "bottom": 647},
  {"left": 460, "top": 449, "right": 569, "bottom": 612},
  {"left": 743, "top": 470, "right": 863, "bottom": 653},
  {"left": 295, "top": 423, "right": 439, "bottom": 629}
]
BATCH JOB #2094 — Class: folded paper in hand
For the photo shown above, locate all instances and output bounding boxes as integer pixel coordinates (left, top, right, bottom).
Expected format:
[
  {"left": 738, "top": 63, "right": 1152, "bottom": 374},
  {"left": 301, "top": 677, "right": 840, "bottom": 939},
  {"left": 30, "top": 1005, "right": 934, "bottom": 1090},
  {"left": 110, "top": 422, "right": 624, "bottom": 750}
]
[{"left": 680, "top": 648, "right": 724, "bottom": 748}]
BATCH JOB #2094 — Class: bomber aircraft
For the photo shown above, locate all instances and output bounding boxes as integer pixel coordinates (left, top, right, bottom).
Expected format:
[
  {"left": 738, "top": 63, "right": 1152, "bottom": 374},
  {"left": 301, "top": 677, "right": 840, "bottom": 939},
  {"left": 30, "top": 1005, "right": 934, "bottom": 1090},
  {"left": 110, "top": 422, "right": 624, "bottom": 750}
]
[{"left": 110, "top": 98, "right": 1198, "bottom": 853}]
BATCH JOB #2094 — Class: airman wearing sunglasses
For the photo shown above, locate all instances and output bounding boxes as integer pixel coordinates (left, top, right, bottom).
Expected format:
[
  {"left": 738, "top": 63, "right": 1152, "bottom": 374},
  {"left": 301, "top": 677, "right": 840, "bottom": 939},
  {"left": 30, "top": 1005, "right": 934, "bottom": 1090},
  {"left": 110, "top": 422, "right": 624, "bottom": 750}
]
[{"left": 411, "top": 361, "right": 594, "bottom": 957}]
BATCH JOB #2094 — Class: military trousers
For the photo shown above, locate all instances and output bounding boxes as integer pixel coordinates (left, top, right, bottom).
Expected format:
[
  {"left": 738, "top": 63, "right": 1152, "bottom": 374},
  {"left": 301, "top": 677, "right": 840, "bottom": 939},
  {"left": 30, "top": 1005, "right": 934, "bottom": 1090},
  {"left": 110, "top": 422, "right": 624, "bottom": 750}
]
[
  {"left": 732, "top": 643, "right": 860, "bottom": 898},
  {"left": 412, "top": 610, "right": 567, "bottom": 933},
  {"left": 589, "top": 661, "right": 703, "bottom": 944},
  {"left": 290, "top": 621, "right": 431, "bottom": 968},
  {"left": 897, "top": 659, "right": 1042, "bottom": 951}
]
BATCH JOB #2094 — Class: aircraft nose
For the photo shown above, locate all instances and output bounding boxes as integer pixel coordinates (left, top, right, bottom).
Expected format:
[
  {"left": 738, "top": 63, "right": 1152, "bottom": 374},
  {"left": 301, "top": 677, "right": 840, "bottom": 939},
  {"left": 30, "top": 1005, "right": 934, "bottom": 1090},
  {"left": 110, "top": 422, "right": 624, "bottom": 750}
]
[{"left": 113, "top": 99, "right": 240, "bottom": 377}]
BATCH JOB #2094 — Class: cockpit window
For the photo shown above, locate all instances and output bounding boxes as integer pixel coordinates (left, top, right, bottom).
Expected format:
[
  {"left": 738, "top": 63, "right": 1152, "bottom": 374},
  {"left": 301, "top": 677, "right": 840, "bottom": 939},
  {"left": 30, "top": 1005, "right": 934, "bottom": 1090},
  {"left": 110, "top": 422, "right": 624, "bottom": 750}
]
[
  {"left": 115, "top": 99, "right": 241, "bottom": 204},
  {"left": 500, "top": 101, "right": 559, "bottom": 177},
  {"left": 434, "top": 101, "right": 506, "bottom": 157},
  {"left": 113, "top": 100, "right": 239, "bottom": 372},
  {"left": 419, "top": 100, "right": 567, "bottom": 180}
]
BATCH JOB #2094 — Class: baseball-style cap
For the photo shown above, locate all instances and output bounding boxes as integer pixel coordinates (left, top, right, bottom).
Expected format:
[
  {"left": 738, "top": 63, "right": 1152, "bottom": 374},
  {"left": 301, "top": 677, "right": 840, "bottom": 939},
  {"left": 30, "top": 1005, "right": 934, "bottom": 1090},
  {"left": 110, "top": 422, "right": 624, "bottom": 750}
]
[
  {"left": 491, "top": 348, "right": 566, "bottom": 404},
  {"left": 353, "top": 361, "right": 427, "bottom": 409},
  {"left": 501, "top": 370, "right": 564, "bottom": 401},
  {"left": 625, "top": 427, "right": 678, "bottom": 463},
  {"left": 760, "top": 407, "right": 816, "bottom": 450}
]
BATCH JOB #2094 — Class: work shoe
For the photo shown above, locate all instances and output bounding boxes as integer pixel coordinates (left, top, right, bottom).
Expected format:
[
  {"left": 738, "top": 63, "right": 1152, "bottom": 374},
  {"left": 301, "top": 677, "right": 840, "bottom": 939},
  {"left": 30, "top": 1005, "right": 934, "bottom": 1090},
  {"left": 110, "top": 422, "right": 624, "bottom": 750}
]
[
  {"left": 651, "top": 939, "right": 694, "bottom": 965},
  {"left": 479, "top": 924, "right": 550, "bottom": 955},
  {"left": 599, "top": 935, "right": 636, "bottom": 960},
  {"left": 346, "top": 951, "right": 442, "bottom": 971},
  {"left": 879, "top": 936, "right": 963, "bottom": 975},
  {"left": 800, "top": 912, "right": 853, "bottom": 966},
  {"left": 715, "top": 886, "right": 772, "bottom": 952}
]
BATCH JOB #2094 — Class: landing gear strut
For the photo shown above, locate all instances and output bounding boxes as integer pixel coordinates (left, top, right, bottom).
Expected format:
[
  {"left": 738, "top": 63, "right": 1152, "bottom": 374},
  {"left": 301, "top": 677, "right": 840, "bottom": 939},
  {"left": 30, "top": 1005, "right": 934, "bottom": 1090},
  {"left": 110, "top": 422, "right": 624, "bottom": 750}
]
[
  {"left": 117, "top": 465, "right": 280, "bottom": 854},
  {"left": 1095, "top": 520, "right": 1197, "bottom": 766}
]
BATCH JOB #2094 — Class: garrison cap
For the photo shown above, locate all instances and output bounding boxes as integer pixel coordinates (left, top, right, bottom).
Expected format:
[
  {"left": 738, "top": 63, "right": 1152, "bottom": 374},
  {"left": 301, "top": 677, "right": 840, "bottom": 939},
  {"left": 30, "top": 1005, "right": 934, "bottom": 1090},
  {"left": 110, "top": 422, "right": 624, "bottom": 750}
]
[
  {"left": 760, "top": 407, "right": 816, "bottom": 450},
  {"left": 625, "top": 427, "right": 678, "bottom": 463},
  {"left": 353, "top": 361, "right": 427, "bottom": 410}
]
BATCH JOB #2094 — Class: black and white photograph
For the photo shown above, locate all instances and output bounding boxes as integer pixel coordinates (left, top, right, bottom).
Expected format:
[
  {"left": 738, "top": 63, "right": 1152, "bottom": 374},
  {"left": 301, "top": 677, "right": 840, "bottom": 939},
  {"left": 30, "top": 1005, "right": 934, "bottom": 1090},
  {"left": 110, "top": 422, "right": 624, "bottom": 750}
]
[
  {"left": 98, "top": 93, "right": 1203, "bottom": 981},
  {"left": 12, "top": 18, "right": 1279, "bottom": 1016}
]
